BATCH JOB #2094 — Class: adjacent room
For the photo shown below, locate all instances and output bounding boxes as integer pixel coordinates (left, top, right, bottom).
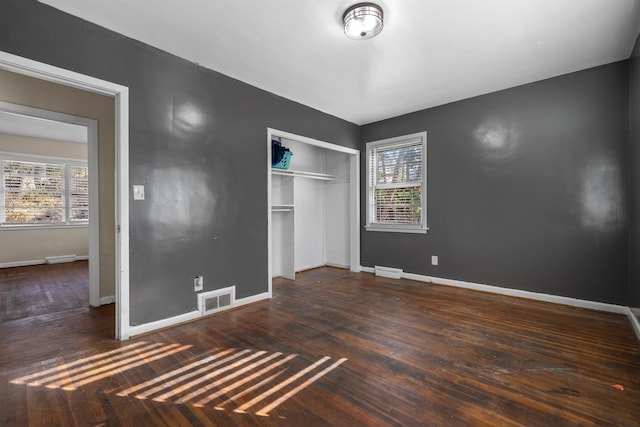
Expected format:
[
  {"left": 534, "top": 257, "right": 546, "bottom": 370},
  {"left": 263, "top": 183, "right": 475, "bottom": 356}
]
[{"left": 1, "top": 0, "right": 639, "bottom": 425}]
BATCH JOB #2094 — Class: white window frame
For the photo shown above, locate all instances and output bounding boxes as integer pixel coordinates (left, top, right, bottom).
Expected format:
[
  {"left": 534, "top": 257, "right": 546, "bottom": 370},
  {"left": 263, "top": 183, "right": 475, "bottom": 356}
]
[
  {"left": 0, "top": 152, "right": 89, "bottom": 228},
  {"left": 365, "top": 132, "right": 427, "bottom": 234}
]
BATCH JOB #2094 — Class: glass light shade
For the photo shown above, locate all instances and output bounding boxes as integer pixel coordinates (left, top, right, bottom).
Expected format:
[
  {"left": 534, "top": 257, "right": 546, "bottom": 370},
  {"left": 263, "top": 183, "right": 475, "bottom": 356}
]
[{"left": 343, "top": 3, "right": 384, "bottom": 40}]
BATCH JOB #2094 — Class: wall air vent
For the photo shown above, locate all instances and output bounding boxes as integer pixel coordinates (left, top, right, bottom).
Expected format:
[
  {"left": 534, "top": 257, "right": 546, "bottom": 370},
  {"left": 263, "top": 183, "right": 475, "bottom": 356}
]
[
  {"left": 198, "top": 286, "right": 236, "bottom": 316},
  {"left": 45, "top": 255, "right": 77, "bottom": 264},
  {"left": 374, "top": 265, "right": 403, "bottom": 279}
]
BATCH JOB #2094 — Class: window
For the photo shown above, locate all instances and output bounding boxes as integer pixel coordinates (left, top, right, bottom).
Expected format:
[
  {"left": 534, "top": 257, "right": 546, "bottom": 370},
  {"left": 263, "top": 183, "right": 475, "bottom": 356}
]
[
  {"left": 1, "top": 154, "right": 88, "bottom": 227},
  {"left": 366, "top": 132, "right": 427, "bottom": 233}
]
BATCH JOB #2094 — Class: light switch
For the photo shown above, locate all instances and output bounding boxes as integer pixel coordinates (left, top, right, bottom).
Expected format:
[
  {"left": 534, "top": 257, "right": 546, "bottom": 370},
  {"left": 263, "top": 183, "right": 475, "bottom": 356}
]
[{"left": 133, "top": 184, "right": 145, "bottom": 200}]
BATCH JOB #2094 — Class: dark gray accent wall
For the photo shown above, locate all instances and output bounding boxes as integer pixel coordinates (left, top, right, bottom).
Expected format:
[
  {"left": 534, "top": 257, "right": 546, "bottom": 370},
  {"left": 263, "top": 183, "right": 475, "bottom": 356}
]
[
  {"left": 629, "top": 33, "right": 640, "bottom": 315},
  {"left": 0, "top": 0, "right": 359, "bottom": 325},
  {"left": 362, "top": 62, "right": 630, "bottom": 305}
]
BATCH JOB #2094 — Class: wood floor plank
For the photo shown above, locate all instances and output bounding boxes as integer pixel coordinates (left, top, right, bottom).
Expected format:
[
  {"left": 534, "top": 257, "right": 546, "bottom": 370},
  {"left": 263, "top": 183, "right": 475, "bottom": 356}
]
[{"left": 1, "top": 263, "right": 639, "bottom": 426}]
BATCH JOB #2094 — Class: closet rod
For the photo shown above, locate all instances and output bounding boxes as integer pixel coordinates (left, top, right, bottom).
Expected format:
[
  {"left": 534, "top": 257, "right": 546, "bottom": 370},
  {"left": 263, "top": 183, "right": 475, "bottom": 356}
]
[{"left": 271, "top": 169, "right": 337, "bottom": 181}]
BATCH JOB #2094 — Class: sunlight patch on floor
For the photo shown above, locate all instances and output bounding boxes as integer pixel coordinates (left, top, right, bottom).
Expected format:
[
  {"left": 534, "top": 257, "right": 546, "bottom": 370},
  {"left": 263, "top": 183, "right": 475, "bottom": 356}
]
[
  {"left": 120, "top": 348, "right": 347, "bottom": 416},
  {"left": 10, "top": 341, "right": 191, "bottom": 390},
  {"left": 9, "top": 341, "right": 347, "bottom": 417}
]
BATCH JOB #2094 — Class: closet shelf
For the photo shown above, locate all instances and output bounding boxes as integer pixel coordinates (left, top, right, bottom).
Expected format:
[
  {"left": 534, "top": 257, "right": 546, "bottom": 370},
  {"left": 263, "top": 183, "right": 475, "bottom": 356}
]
[
  {"left": 271, "top": 169, "right": 337, "bottom": 181},
  {"left": 272, "top": 204, "right": 294, "bottom": 212}
]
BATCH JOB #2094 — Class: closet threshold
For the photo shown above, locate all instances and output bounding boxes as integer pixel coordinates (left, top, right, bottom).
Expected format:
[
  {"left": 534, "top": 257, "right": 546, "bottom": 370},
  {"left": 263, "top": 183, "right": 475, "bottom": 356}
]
[{"left": 271, "top": 169, "right": 337, "bottom": 181}]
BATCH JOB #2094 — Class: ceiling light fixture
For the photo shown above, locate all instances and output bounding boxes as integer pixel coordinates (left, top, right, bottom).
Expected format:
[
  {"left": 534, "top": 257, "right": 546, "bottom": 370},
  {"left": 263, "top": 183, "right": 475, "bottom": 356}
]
[{"left": 343, "top": 3, "right": 384, "bottom": 40}]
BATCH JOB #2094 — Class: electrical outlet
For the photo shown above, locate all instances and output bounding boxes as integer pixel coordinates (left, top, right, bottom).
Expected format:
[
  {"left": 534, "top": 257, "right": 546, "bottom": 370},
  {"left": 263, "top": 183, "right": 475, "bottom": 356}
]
[
  {"left": 431, "top": 255, "right": 439, "bottom": 266},
  {"left": 194, "top": 276, "right": 204, "bottom": 292}
]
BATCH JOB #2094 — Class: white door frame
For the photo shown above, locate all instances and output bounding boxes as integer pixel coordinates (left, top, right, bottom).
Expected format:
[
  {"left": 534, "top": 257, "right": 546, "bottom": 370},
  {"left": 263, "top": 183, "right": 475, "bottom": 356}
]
[
  {"left": 0, "top": 101, "right": 100, "bottom": 306},
  {"left": 0, "top": 50, "right": 131, "bottom": 340},
  {"left": 266, "top": 128, "right": 360, "bottom": 296}
]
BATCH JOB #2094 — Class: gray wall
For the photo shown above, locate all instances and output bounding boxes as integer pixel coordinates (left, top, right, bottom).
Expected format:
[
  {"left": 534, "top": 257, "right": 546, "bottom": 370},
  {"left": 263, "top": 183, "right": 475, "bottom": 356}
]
[
  {"left": 361, "top": 62, "right": 630, "bottom": 305},
  {"left": 630, "top": 34, "right": 640, "bottom": 316},
  {"left": 1, "top": 0, "right": 637, "bottom": 322},
  {"left": 0, "top": 0, "right": 359, "bottom": 325}
]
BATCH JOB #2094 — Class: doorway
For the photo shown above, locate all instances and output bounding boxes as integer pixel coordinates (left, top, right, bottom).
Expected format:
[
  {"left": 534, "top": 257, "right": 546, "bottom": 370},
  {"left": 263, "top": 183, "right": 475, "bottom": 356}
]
[
  {"left": 0, "top": 50, "right": 130, "bottom": 340},
  {"left": 267, "top": 128, "right": 360, "bottom": 296},
  {"left": 0, "top": 101, "right": 99, "bottom": 305}
]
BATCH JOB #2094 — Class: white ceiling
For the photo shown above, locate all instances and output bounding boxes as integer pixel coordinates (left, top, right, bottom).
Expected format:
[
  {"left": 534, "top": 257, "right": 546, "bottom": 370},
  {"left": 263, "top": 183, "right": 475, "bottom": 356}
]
[
  {"left": 39, "top": 0, "right": 640, "bottom": 125},
  {"left": 0, "top": 111, "right": 87, "bottom": 143}
]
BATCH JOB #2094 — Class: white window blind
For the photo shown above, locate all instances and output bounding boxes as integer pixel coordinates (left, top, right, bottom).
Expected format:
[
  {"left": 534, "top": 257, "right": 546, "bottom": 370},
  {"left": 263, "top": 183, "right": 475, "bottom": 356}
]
[
  {"left": 1, "top": 155, "right": 88, "bottom": 226},
  {"left": 69, "top": 165, "right": 89, "bottom": 221},
  {"left": 366, "top": 133, "right": 427, "bottom": 233}
]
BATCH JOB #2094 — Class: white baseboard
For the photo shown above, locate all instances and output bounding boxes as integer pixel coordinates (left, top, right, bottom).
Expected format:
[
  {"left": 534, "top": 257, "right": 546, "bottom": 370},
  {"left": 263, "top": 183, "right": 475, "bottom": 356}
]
[
  {"left": 361, "top": 265, "right": 634, "bottom": 318},
  {"left": 283, "top": 262, "right": 351, "bottom": 271},
  {"left": 128, "top": 310, "right": 202, "bottom": 337},
  {"left": 100, "top": 295, "right": 116, "bottom": 305},
  {"left": 0, "top": 256, "right": 89, "bottom": 269},
  {"left": 0, "top": 259, "right": 44, "bottom": 268},
  {"left": 236, "top": 291, "right": 271, "bottom": 306},
  {"left": 427, "top": 274, "right": 628, "bottom": 314},
  {"left": 326, "top": 262, "right": 349, "bottom": 269},
  {"left": 127, "top": 291, "right": 271, "bottom": 338},
  {"left": 296, "top": 262, "right": 327, "bottom": 273},
  {"left": 628, "top": 307, "right": 640, "bottom": 342}
]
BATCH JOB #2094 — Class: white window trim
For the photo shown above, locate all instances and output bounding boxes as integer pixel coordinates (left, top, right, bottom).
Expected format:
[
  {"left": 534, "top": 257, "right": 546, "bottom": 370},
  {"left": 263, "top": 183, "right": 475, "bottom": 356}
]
[
  {"left": 0, "top": 151, "right": 89, "bottom": 229},
  {"left": 365, "top": 132, "right": 428, "bottom": 234}
]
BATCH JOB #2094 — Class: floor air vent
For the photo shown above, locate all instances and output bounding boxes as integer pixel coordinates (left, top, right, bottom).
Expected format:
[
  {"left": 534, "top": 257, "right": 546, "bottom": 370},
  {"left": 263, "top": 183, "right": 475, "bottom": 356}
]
[{"left": 198, "top": 286, "right": 235, "bottom": 316}]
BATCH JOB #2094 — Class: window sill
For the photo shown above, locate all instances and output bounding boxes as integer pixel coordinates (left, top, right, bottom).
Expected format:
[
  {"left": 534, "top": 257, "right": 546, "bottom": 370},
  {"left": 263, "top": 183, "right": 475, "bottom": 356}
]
[
  {"left": 365, "top": 226, "right": 428, "bottom": 234},
  {"left": 1, "top": 223, "right": 89, "bottom": 231}
]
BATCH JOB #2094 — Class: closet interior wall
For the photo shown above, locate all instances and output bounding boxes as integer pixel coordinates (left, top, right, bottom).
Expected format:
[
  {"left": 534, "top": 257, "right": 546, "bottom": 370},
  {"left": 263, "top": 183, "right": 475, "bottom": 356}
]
[{"left": 271, "top": 137, "right": 351, "bottom": 279}]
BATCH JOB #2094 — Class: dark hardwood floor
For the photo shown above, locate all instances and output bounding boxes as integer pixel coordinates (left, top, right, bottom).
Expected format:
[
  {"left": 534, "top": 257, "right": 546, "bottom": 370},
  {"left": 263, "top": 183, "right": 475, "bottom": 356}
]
[{"left": 0, "top": 263, "right": 639, "bottom": 426}]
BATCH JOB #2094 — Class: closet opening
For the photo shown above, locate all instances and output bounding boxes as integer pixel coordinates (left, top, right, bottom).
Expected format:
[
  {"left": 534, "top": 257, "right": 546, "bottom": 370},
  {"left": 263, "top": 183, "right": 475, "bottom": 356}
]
[{"left": 266, "top": 128, "right": 360, "bottom": 294}]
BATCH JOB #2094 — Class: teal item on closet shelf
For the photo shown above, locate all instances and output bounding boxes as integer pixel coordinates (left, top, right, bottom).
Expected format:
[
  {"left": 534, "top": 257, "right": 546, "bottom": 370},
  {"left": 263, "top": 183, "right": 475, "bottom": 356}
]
[
  {"left": 273, "top": 150, "right": 293, "bottom": 170},
  {"left": 272, "top": 139, "right": 293, "bottom": 169}
]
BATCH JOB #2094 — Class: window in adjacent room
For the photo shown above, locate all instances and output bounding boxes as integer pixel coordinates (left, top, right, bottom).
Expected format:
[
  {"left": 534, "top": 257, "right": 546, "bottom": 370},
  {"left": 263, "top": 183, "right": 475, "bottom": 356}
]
[
  {"left": 366, "top": 132, "right": 427, "bottom": 233},
  {"left": 0, "top": 153, "right": 88, "bottom": 227}
]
